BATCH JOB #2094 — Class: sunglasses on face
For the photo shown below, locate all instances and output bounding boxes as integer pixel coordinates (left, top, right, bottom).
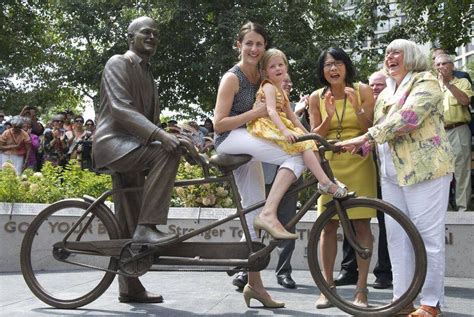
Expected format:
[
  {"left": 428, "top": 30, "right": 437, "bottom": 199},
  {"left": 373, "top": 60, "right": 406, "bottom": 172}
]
[
  {"left": 53, "top": 120, "right": 64, "bottom": 123},
  {"left": 75, "top": 120, "right": 84, "bottom": 123},
  {"left": 86, "top": 123, "right": 94, "bottom": 126}
]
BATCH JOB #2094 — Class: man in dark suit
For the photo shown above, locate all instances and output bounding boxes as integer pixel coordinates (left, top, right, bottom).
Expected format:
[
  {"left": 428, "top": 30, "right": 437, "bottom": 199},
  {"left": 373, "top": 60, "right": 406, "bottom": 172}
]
[{"left": 93, "top": 16, "right": 181, "bottom": 304}]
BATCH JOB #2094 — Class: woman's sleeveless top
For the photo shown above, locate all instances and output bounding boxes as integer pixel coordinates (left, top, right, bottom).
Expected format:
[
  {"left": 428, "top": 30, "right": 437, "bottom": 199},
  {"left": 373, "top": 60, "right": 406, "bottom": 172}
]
[{"left": 214, "top": 65, "right": 259, "bottom": 148}]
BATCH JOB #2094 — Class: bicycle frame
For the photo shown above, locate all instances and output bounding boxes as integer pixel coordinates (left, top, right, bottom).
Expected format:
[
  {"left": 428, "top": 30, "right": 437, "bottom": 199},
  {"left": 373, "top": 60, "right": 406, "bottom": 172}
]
[
  {"left": 22, "top": 133, "right": 428, "bottom": 315},
  {"left": 59, "top": 134, "right": 368, "bottom": 275}
]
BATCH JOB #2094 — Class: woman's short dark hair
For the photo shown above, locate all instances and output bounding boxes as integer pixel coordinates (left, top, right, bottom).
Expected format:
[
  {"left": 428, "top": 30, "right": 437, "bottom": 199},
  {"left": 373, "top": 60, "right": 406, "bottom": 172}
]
[
  {"left": 317, "top": 47, "right": 356, "bottom": 88},
  {"left": 237, "top": 21, "right": 270, "bottom": 49}
]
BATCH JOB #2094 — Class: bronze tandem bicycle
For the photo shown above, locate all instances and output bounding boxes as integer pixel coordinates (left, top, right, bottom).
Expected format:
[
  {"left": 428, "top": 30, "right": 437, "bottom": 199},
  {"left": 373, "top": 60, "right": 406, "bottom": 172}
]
[{"left": 20, "top": 133, "right": 427, "bottom": 316}]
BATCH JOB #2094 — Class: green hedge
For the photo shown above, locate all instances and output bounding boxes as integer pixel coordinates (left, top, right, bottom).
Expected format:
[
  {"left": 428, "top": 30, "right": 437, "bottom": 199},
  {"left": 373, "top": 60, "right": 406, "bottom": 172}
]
[
  {"left": 0, "top": 161, "right": 112, "bottom": 204},
  {"left": 0, "top": 160, "right": 234, "bottom": 208},
  {"left": 0, "top": 160, "right": 314, "bottom": 208}
]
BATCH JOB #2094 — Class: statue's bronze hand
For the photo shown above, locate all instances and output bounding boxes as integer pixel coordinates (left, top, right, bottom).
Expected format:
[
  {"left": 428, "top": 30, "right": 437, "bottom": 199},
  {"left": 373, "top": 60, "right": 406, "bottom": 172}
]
[{"left": 153, "top": 128, "right": 180, "bottom": 152}]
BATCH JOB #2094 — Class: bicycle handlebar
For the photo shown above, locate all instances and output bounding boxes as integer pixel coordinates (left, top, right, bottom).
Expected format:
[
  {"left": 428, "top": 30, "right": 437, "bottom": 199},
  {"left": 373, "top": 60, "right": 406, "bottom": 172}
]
[{"left": 294, "top": 133, "right": 342, "bottom": 153}]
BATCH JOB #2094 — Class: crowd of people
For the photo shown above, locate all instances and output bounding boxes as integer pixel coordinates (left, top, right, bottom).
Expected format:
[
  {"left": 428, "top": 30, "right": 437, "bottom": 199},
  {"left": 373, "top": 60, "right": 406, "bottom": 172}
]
[
  {"left": 0, "top": 106, "right": 215, "bottom": 176},
  {"left": 161, "top": 118, "right": 215, "bottom": 154},
  {"left": 0, "top": 108, "right": 96, "bottom": 174},
  {"left": 2, "top": 16, "right": 472, "bottom": 317}
]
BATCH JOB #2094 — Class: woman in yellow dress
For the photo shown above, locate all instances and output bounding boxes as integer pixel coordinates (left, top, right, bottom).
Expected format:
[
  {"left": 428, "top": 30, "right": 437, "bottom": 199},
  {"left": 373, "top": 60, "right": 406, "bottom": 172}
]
[
  {"left": 248, "top": 48, "right": 347, "bottom": 198},
  {"left": 308, "top": 47, "right": 377, "bottom": 308}
]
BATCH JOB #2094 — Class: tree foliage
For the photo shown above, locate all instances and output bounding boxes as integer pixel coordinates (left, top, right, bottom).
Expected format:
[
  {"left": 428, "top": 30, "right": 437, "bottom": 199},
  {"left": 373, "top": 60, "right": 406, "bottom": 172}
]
[{"left": 1, "top": 1, "right": 472, "bottom": 119}]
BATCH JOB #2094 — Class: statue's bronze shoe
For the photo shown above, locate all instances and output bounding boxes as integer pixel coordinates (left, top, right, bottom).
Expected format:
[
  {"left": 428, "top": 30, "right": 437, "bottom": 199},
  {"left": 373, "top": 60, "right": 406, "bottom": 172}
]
[
  {"left": 119, "top": 290, "right": 163, "bottom": 303},
  {"left": 132, "top": 224, "right": 178, "bottom": 245}
]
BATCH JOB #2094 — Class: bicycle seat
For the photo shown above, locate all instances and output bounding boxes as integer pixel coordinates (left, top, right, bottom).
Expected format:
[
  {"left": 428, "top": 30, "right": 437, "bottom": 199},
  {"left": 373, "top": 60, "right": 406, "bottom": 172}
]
[{"left": 209, "top": 153, "right": 252, "bottom": 173}]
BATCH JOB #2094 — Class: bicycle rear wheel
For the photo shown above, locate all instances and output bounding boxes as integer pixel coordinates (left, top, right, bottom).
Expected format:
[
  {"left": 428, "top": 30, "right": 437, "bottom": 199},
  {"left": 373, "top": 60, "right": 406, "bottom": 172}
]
[
  {"left": 307, "top": 197, "right": 427, "bottom": 316},
  {"left": 20, "top": 199, "right": 121, "bottom": 308}
]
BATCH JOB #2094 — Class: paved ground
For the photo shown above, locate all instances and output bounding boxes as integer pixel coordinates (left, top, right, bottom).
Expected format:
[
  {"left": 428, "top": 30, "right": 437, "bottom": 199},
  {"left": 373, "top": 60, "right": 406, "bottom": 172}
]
[{"left": 1, "top": 269, "right": 473, "bottom": 316}]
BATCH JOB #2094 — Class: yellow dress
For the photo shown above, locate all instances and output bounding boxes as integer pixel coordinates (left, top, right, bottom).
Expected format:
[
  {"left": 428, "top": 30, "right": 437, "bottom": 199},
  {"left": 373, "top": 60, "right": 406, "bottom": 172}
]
[
  {"left": 247, "top": 80, "right": 317, "bottom": 154},
  {"left": 317, "top": 84, "right": 377, "bottom": 219}
]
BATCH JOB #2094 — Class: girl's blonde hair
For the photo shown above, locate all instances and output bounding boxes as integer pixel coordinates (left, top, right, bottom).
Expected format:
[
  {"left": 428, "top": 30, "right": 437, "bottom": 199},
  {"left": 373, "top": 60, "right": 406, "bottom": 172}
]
[{"left": 260, "top": 48, "right": 289, "bottom": 75}]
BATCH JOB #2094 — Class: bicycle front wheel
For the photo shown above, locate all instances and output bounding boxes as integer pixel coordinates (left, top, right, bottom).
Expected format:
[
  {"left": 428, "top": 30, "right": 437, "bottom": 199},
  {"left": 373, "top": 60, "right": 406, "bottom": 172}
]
[
  {"left": 307, "top": 197, "right": 427, "bottom": 316},
  {"left": 20, "top": 199, "right": 121, "bottom": 309}
]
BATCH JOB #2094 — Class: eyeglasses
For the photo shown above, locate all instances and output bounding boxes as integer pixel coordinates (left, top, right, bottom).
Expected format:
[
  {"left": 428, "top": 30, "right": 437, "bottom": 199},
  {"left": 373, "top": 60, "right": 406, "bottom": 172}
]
[
  {"left": 385, "top": 50, "right": 402, "bottom": 58},
  {"left": 435, "top": 61, "right": 451, "bottom": 67},
  {"left": 323, "top": 61, "right": 344, "bottom": 69}
]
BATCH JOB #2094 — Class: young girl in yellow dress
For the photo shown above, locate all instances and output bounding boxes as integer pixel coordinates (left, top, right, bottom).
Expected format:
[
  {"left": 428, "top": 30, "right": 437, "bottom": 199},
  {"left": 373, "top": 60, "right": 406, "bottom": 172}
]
[{"left": 247, "top": 48, "right": 347, "bottom": 197}]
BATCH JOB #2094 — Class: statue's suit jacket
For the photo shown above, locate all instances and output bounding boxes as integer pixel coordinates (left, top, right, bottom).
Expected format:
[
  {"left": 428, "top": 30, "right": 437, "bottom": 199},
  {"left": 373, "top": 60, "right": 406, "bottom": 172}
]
[{"left": 93, "top": 50, "right": 160, "bottom": 168}]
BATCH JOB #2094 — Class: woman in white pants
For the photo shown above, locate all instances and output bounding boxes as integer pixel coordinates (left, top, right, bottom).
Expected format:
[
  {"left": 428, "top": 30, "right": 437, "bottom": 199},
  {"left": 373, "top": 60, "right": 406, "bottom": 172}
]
[
  {"left": 338, "top": 39, "right": 454, "bottom": 317},
  {"left": 214, "top": 22, "right": 306, "bottom": 309}
]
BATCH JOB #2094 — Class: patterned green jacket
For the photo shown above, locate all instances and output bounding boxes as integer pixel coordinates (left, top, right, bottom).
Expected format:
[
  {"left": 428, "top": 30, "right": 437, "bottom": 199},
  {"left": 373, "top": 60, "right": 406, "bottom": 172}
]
[{"left": 369, "top": 71, "right": 454, "bottom": 186}]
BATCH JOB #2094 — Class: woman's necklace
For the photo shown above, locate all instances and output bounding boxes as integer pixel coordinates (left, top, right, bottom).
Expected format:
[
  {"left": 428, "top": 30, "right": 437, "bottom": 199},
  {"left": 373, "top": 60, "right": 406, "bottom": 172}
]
[{"left": 334, "top": 96, "right": 347, "bottom": 140}]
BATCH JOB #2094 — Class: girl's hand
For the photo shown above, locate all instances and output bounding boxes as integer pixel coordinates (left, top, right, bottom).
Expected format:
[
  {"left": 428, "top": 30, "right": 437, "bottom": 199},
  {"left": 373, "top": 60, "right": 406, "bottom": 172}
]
[
  {"left": 324, "top": 90, "right": 335, "bottom": 118},
  {"left": 283, "top": 129, "right": 297, "bottom": 143},
  {"left": 344, "top": 87, "right": 359, "bottom": 111}
]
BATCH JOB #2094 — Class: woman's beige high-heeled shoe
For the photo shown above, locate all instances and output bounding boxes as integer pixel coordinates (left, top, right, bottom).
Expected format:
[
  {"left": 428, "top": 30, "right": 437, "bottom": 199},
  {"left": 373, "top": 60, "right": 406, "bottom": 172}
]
[
  {"left": 253, "top": 216, "right": 298, "bottom": 240},
  {"left": 243, "top": 284, "right": 285, "bottom": 308}
]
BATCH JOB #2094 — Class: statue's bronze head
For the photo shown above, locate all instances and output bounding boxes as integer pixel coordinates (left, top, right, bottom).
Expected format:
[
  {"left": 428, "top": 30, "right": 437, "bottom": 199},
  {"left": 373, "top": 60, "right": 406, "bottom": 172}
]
[{"left": 127, "top": 16, "right": 158, "bottom": 58}]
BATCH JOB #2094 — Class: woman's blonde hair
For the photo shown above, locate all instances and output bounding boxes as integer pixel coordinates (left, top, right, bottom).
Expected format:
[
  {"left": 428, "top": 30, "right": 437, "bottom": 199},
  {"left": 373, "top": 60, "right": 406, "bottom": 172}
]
[
  {"left": 384, "top": 39, "right": 428, "bottom": 73},
  {"left": 260, "top": 48, "right": 289, "bottom": 76}
]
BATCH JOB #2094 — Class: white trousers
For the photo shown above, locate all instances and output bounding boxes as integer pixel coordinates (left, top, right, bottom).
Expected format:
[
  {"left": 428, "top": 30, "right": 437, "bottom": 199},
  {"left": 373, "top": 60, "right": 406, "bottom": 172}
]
[
  {"left": 217, "top": 128, "right": 305, "bottom": 241},
  {"left": 381, "top": 173, "right": 451, "bottom": 307}
]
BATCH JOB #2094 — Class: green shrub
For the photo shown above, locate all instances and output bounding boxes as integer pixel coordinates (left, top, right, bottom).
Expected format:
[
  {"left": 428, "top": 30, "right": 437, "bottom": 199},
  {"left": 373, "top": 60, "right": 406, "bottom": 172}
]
[
  {"left": 172, "top": 161, "right": 235, "bottom": 208},
  {"left": 0, "top": 161, "right": 112, "bottom": 204},
  {"left": 0, "top": 159, "right": 235, "bottom": 208}
]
